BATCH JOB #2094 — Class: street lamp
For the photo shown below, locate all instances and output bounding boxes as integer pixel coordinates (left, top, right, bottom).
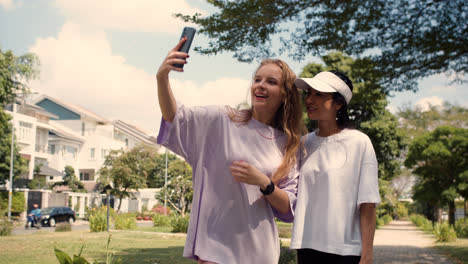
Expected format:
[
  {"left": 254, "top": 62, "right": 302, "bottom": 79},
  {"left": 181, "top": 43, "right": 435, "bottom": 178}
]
[{"left": 7, "top": 122, "right": 15, "bottom": 221}]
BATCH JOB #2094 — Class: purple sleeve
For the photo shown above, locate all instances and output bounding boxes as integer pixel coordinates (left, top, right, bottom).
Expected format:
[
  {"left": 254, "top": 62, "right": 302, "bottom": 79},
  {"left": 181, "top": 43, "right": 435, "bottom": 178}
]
[
  {"left": 157, "top": 104, "right": 222, "bottom": 165},
  {"left": 272, "top": 164, "right": 299, "bottom": 223}
]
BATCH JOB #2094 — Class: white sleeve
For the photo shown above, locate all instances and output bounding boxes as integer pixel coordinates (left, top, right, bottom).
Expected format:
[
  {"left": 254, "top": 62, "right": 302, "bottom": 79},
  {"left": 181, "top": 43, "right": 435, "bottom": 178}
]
[{"left": 357, "top": 136, "right": 381, "bottom": 207}]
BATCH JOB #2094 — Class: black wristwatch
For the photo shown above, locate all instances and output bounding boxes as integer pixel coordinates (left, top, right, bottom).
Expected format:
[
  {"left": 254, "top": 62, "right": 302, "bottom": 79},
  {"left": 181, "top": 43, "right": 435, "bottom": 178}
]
[{"left": 260, "top": 180, "right": 275, "bottom": 196}]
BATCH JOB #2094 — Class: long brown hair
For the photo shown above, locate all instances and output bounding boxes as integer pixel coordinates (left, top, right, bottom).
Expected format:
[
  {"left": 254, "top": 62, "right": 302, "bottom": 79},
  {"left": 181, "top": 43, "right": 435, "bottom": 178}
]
[{"left": 227, "top": 59, "right": 305, "bottom": 184}]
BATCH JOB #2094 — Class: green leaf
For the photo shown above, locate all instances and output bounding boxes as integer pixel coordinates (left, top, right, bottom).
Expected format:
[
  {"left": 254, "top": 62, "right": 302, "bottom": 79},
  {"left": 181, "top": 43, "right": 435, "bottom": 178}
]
[
  {"left": 54, "top": 248, "right": 73, "bottom": 264},
  {"left": 72, "top": 255, "right": 90, "bottom": 264}
]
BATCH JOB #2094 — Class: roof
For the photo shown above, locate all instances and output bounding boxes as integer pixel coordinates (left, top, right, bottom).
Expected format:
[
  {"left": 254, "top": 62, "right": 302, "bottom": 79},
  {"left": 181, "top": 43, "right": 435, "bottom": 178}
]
[
  {"left": 33, "top": 95, "right": 110, "bottom": 124},
  {"left": 19, "top": 102, "right": 59, "bottom": 119},
  {"left": 38, "top": 165, "right": 65, "bottom": 177},
  {"left": 113, "top": 120, "right": 157, "bottom": 146}
]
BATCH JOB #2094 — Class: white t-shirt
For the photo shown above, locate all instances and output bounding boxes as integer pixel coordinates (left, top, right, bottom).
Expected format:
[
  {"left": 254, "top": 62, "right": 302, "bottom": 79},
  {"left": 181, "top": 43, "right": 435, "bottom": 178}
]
[{"left": 290, "top": 129, "right": 381, "bottom": 256}]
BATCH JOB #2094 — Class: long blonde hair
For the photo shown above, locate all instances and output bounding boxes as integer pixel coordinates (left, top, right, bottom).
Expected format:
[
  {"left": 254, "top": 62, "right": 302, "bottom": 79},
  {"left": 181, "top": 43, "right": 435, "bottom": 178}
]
[{"left": 227, "top": 59, "right": 305, "bottom": 184}]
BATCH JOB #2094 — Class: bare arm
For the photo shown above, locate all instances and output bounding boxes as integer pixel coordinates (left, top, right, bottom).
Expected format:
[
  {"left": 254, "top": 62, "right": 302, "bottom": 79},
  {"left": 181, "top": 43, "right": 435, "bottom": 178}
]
[
  {"left": 359, "top": 203, "right": 377, "bottom": 264},
  {"left": 230, "top": 161, "right": 291, "bottom": 214},
  {"left": 156, "top": 37, "right": 189, "bottom": 122}
]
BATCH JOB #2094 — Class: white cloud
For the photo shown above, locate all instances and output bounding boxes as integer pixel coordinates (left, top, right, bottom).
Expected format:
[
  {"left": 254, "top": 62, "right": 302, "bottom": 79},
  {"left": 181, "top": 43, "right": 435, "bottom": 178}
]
[
  {"left": 415, "top": 96, "right": 444, "bottom": 111},
  {"left": 29, "top": 23, "right": 249, "bottom": 134},
  {"left": 0, "top": 0, "right": 15, "bottom": 10},
  {"left": 53, "top": 0, "right": 203, "bottom": 34}
]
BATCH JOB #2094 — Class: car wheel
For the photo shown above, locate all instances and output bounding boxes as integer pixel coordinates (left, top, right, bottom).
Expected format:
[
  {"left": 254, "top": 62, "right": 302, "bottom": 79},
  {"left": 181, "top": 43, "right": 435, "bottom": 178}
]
[
  {"left": 50, "top": 217, "right": 56, "bottom": 227},
  {"left": 68, "top": 217, "right": 74, "bottom": 225}
]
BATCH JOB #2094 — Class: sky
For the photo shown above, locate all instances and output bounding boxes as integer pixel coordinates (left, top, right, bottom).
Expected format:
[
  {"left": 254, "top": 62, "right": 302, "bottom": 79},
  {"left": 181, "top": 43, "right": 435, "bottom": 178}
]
[{"left": 1, "top": 0, "right": 466, "bottom": 135}]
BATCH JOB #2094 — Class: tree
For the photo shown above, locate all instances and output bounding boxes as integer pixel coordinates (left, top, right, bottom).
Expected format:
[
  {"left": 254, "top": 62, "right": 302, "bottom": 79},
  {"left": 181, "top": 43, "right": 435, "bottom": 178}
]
[
  {"left": 99, "top": 145, "right": 158, "bottom": 211},
  {"left": 51, "top": 165, "right": 87, "bottom": 192},
  {"left": 0, "top": 111, "right": 26, "bottom": 185},
  {"left": 146, "top": 152, "right": 177, "bottom": 188},
  {"left": 178, "top": 0, "right": 466, "bottom": 92},
  {"left": 27, "top": 164, "right": 47, "bottom": 189},
  {"left": 0, "top": 48, "right": 39, "bottom": 106},
  {"left": 405, "top": 126, "right": 468, "bottom": 225},
  {"left": 0, "top": 48, "right": 38, "bottom": 186},
  {"left": 398, "top": 102, "right": 468, "bottom": 139},
  {"left": 300, "top": 52, "right": 407, "bottom": 181},
  {"left": 155, "top": 159, "right": 193, "bottom": 216}
]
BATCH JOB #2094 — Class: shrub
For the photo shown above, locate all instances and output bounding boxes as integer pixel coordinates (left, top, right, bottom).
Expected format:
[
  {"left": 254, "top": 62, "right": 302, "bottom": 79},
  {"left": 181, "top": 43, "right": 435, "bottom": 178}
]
[
  {"left": 279, "top": 240, "right": 296, "bottom": 264},
  {"left": 152, "top": 205, "right": 171, "bottom": 215},
  {"left": 410, "top": 214, "right": 427, "bottom": 227},
  {"left": 0, "top": 191, "right": 25, "bottom": 215},
  {"left": 454, "top": 219, "right": 468, "bottom": 238},
  {"left": 89, "top": 207, "right": 113, "bottom": 232},
  {"left": 114, "top": 213, "right": 136, "bottom": 230},
  {"left": 55, "top": 222, "right": 72, "bottom": 232},
  {"left": 376, "top": 217, "right": 384, "bottom": 229},
  {"left": 421, "top": 220, "right": 434, "bottom": 233},
  {"left": 382, "top": 214, "right": 393, "bottom": 225},
  {"left": 434, "top": 222, "right": 457, "bottom": 242},
  {"left": 0, "top": 217, "right": 13, "bottom": 236},
  {"left": 170, "top": 215, "right": 190, "bottom": 233},
  {"left": 395, "top": 202, "right": 409, "bottom": 219},
  {"left": 153, "top": 213, "right": 171, "bottom": 227}
]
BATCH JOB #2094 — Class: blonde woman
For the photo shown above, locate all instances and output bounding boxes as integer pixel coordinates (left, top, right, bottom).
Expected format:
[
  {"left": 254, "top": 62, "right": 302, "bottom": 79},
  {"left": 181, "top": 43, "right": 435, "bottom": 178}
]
[{"left": 156, "top": 37, "right": 304, "bottom": 263}]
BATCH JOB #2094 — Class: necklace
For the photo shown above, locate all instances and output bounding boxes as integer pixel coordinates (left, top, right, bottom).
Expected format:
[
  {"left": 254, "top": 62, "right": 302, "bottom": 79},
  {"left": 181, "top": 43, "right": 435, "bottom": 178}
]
[{"left": 255, "top": 128, "right": 278, "bottom": 140}]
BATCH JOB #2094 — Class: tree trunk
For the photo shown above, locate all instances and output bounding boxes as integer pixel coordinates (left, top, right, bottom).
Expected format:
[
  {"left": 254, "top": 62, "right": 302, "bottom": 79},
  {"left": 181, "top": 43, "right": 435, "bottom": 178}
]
[
  {"left": 118, "top": 194, "right": 123, "bottom": 212},
  {"left": 448, "top": 200, "right": 455, "bottom": 226},
  {"left": 464, "top": 199, "right": 467, "bottom": 224},
  {"left": 433, "top": 203, "right": 441, "bottom": 223}
]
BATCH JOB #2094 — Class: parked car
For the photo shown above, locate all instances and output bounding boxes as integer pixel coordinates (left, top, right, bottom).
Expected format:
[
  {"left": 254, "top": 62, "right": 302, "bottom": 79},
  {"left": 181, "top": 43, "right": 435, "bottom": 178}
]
[{"left": 40, "top": 207, "right": 76, "bottom": 227}]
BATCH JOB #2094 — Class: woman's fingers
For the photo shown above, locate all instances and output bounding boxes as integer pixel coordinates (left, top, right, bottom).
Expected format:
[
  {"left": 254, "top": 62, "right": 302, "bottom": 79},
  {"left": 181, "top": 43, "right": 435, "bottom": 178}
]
[
  {"left": 172, "top": 36, "right": 187, "bottom": 52},
  {"left": 167, "top": 51, "right": 190, "bottom": 60},
  {"left": 230, "top": 166, "right": 246, "bottom": 176}
]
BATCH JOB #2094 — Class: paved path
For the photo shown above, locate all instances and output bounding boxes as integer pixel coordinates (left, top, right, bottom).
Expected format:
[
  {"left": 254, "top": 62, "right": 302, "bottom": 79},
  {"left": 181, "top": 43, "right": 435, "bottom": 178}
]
[{"left": 373, "top": 220, "right": 455, "bottom": 264}]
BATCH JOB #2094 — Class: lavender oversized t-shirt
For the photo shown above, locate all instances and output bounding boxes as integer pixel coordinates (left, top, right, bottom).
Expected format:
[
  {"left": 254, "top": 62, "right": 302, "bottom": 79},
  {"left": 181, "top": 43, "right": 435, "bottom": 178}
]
[{"left": 157, "top": 105, "right": 298, "bottom": 264}]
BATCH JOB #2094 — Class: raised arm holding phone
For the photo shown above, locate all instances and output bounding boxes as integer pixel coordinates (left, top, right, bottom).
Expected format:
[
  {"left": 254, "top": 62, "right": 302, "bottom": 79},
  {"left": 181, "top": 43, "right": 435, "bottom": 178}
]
[{"left": 155, "top": 29, "right": 305, "bottom": 264}]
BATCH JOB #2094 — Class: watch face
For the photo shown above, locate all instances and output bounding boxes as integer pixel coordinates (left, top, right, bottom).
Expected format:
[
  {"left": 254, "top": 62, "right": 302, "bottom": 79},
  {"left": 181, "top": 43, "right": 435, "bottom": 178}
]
[{"left": 261, "top": 181, "right": 275, "bottom": 195}]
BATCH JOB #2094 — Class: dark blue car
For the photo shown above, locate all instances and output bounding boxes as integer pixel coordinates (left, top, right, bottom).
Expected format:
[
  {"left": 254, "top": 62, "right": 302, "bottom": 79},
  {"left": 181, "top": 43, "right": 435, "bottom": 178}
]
[{"left": 40, "top": 206, "right": 75, "bottom": 227}]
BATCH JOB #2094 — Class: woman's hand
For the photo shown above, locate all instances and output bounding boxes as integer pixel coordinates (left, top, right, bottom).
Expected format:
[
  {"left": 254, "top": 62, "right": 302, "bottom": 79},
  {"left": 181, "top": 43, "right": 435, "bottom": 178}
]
[
  {"left": 230, "top": 161, "right": 271, "bottom": 188},
  {"left": 156, "top": 37, "right": 189, "bottom": 79}
]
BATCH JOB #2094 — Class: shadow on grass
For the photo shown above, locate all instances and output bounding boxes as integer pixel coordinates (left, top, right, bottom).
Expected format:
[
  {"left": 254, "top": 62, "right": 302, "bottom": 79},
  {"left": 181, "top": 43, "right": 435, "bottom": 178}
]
[
  {"left": 116, "top": 246, "right": 194, "bottom": 264},
  {"left": 373, "top": 245, "right": 458, "bottom": 264},
  {"left": 435, "top": 244, "right": 468, "bottom": 264}
]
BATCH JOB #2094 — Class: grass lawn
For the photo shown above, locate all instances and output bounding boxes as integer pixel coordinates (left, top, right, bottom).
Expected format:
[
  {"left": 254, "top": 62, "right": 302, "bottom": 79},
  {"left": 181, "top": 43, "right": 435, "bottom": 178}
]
[
  {"left": 277, "top": 221, "right": 293, "bottom": 239},
  {"left": 0, "top": 230, "right": 190, "bottom": 264},
  {"left": 434, "top": 237, "right": 468, "bottom": 264},
  {"left": 0, "top": 221, "right": 293, "bottom": 264}
]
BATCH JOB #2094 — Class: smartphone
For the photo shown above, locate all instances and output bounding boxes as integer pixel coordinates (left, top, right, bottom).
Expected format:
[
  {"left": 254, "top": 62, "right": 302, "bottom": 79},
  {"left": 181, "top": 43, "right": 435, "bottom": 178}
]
[{"left": 174, "top": 27, "right": 196, "bottom": 69}]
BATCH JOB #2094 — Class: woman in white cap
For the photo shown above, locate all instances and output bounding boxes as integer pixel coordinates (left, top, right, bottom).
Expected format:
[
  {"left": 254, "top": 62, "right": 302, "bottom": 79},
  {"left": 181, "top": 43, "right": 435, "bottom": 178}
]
[
  {"left": 290, "top": 71, "right": 381, "bottom": 264},
  {"left": 156, "top": 37, "right": 304, "bottom": 264}
]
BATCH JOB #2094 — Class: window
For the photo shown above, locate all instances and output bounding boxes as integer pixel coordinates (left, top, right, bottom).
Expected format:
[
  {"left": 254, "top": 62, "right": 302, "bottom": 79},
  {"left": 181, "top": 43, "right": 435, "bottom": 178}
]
[
  {"left": 90, "top": 148, "right": 95, "bottom": 159},
  {"left": 48, "top": 144, "right": 56, "bottom": 154},
  {"left": 81, "top": 122, "right": 85, "bottom": 136},
  {"left": 125, "top": 138, "right": 129, "bottom": 147},
  {"left": 101, "top": 149, "right": 109, "bottom": 159},
  {"left": 49, "top": 176, "right": 54, "bottom": 180},
  {"left": 65, "top": 146, "right": 77, "bottom": 158},
  {"left": 80, "top": 172, "right": 90, "bottom": 181}
]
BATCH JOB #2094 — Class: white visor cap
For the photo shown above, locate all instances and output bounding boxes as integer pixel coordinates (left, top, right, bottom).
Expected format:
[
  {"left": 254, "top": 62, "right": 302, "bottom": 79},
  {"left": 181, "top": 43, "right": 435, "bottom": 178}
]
[{"left": 295, "top": 71, "right": 352, "bottom": 104}]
